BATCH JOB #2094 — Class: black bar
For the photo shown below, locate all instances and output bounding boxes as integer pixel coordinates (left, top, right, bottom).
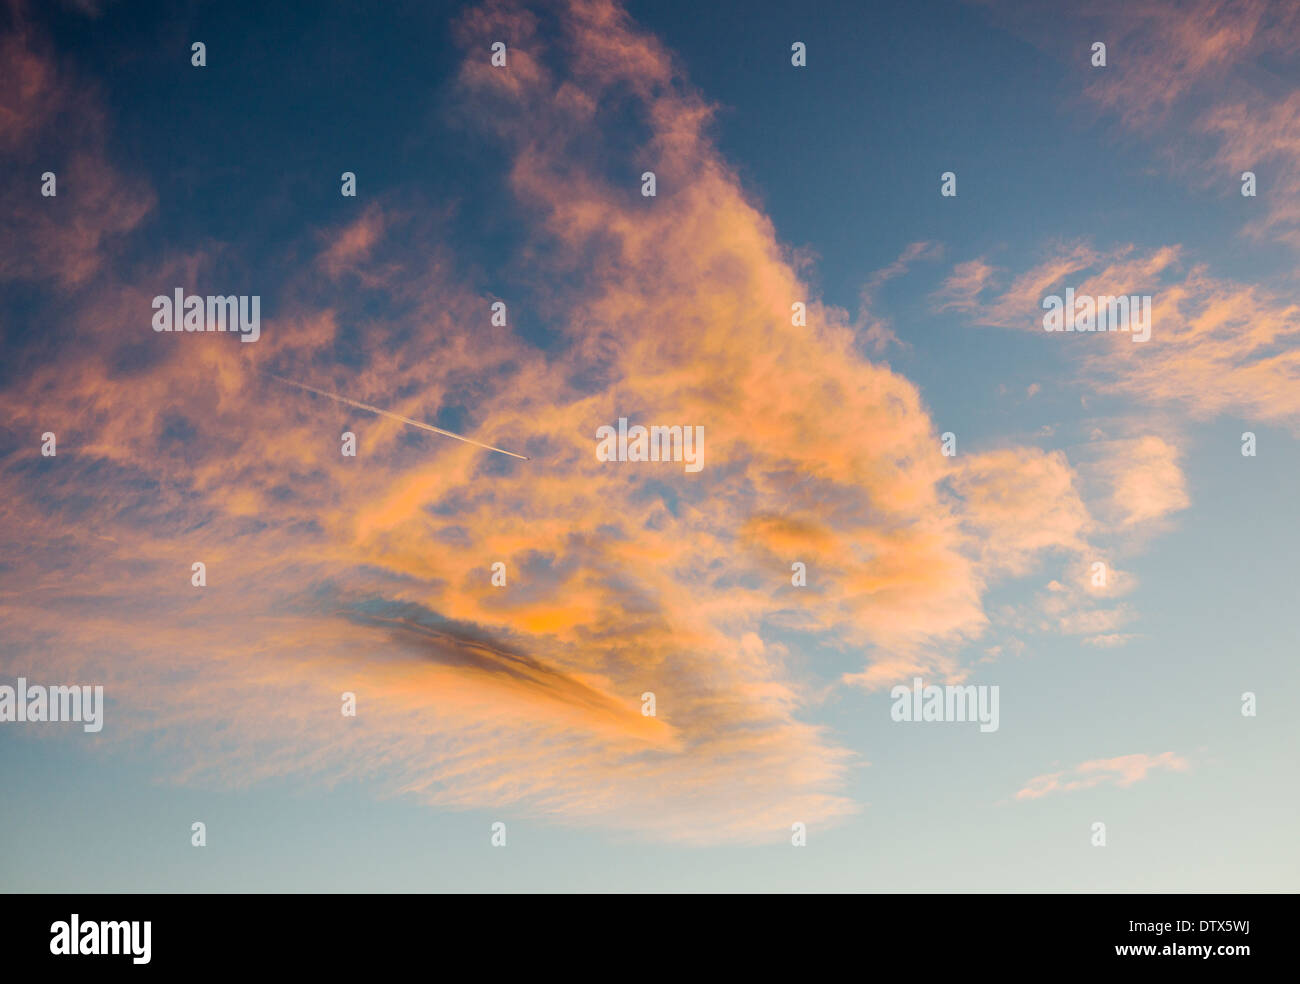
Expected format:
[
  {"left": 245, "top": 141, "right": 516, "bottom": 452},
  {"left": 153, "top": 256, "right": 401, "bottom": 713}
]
[{"left": 4, "top": 894, "right": 1278, "bottom": 972}]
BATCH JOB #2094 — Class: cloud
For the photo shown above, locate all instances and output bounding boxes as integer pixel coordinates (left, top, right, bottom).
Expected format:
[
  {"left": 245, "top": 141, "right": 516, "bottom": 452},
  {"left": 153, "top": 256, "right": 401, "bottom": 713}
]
[
  {"left": 0, "top": 18, "right": 153, "bottom": 287},
  {"left": 855, "top": 241, "right": 943, "bottom": 351},
  {"left": 933, "top": 258, "right": 998, "bottom": 313},
  {"left": 1079, "top": 0, "right": 1288, "bottom": 126},
  {"left": 0, "top": 0, "right": 1183, "bottom": 844},
  {"left": 1081, "top": 633, "right": 1138, "bottom": 647},
  {"left": 1016, "top": 752, "right": 1191, "bottom": 800},
  {"left": 938, "top": 241, "right": 1300, "bottom": 428},
  {"left": 1085, "top": 435, "right": 1190, "bottom": 528},
  {"left": 971, "top": 0, "right": 1300, "bottom": 245},
  {"left": 948, "top": 446, "right": 1091, "bottom": 576},
  {"left": 318, "top": 203, "right": 388, "bottom": 279}
]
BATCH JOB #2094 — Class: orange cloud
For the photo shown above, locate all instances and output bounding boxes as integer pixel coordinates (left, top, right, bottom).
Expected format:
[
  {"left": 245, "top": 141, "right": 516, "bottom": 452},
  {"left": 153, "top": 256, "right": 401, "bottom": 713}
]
[
  {"left": 1016, "top": 752, "right": 1191, "bottom": 800},
  {"left": 939, "top": 241, "right": 1300, "bottom": 428},
  {"left": 972, "top": 0, "right": 1300, "bottom": 245},
  {"left": 318, "top": 203, "right": 387, "bottom": 278},
  {"left": 0, "top": 0, "right": 1184, "bottom": 844},
  {"left": 0, "top": 18, "right": 153, "bottom": 286},
  {"left": 1087, "top": 435, "right": 1190, "bottom": 528}
]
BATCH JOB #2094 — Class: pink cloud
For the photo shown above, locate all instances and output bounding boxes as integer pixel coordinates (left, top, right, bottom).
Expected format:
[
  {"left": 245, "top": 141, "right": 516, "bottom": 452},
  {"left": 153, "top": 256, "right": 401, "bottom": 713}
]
[
  {"left": 0, "top": 0, "right": 1203, "bottom": 844},
  {"left": 1016, "top": 752, "right": 1191, "bottom": 800}
]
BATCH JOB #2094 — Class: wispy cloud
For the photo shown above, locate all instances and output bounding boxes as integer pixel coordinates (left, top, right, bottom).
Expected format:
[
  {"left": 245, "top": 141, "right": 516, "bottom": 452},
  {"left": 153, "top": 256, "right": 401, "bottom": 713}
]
[
  {"left": 1016, "top": 752, "right": 1191, "bottom": 800},
  {"left": 936, "top": 240, "right": 1300, "bottom": 428},
  {"left": 0, "top": 0, "right": 1224, "bottom": 845}
]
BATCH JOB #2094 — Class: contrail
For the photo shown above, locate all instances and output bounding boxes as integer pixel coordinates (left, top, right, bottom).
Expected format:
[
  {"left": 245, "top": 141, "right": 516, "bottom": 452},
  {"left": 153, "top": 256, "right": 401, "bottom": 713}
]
[{"left": 262, "top": 371, "right": 529, "bottom": 460}]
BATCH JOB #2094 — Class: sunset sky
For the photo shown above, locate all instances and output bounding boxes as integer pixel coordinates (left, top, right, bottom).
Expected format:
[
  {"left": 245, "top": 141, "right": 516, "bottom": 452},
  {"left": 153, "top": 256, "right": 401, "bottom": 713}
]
[{"left": 1, "top": 0, "right": 1297, "bottom": 892}]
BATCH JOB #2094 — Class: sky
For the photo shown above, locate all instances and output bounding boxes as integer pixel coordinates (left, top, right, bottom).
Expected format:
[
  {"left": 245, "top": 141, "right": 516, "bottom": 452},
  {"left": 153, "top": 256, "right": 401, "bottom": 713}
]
[{"left": 1, "top": 0, "right": 1297, "bottom": 892}]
